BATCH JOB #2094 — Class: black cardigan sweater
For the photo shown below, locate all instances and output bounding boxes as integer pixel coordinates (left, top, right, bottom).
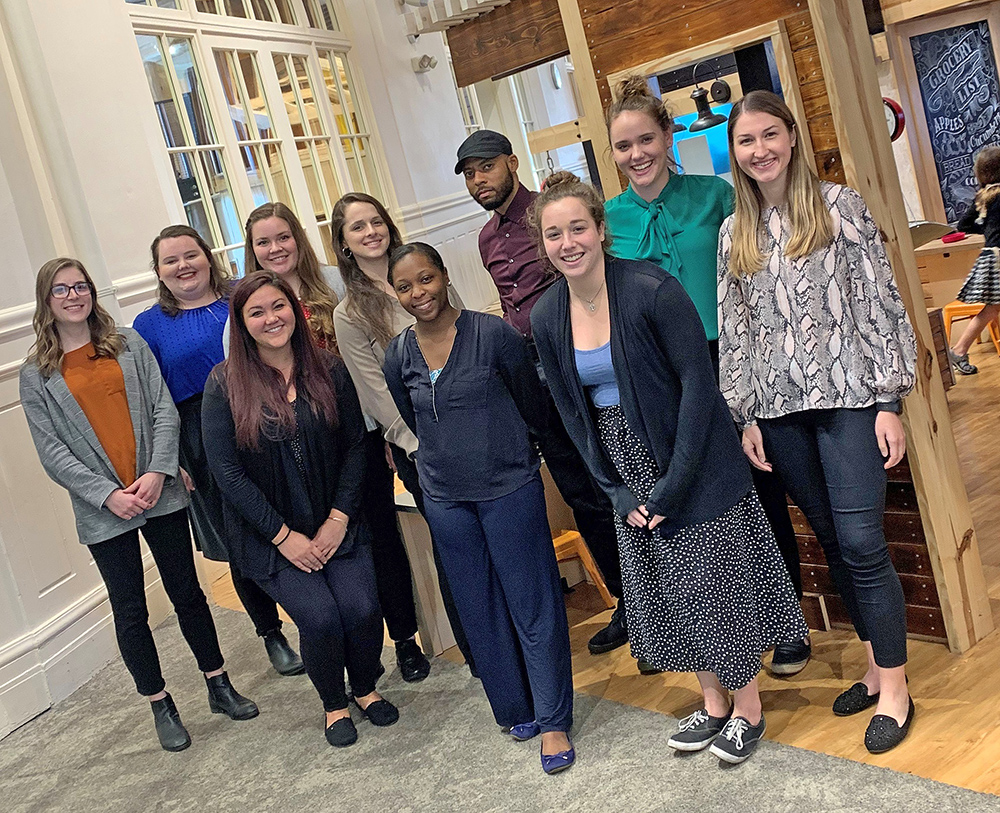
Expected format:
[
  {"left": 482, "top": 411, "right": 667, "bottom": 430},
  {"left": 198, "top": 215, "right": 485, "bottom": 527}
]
[
  {"left": 531, "top": 256, "right": 752, "bottom": 536},
  {"left": 201, "top": 354, "right": 368, "bottom": 580}
]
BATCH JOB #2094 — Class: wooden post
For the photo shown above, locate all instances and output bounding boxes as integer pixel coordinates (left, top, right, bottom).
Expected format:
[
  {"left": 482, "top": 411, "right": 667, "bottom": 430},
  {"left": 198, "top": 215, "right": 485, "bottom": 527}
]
[
  {"left": 810, "top": 0, "right": 993, "bottom": 652},
  {"left": 554, "top": 0, "right": 621, "bottom": 196}
]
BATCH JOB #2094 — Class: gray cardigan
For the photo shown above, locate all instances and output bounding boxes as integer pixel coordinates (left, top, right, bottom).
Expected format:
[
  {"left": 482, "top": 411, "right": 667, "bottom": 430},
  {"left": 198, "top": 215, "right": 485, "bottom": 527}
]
[{"left": 19, "top": 327, "right": 188, "bottom": 545}]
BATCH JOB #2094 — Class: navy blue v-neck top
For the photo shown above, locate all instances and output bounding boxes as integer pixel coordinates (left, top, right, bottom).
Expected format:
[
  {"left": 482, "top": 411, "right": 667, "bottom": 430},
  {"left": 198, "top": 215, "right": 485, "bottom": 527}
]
[{"left": 383, "top": 310, "right": 547, "bottom": 502}]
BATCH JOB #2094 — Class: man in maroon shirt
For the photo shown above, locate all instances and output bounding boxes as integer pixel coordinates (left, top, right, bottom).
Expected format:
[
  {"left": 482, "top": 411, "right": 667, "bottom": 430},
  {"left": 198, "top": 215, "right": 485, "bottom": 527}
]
[{"left": 457, "top": 130, "right": 628, "bottom": 657}]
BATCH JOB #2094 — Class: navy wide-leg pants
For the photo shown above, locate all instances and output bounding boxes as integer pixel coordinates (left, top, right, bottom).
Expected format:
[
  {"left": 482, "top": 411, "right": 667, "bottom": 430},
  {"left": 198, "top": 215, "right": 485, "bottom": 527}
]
[{"left": 423, "top": 474, "right": 574, "bottom": 733}]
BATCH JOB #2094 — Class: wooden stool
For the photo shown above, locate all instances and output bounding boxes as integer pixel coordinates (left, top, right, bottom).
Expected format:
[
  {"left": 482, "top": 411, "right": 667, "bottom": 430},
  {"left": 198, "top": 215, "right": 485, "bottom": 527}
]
[
  {"left": 942, "top": 300, "right": 1000, "bottom": 356},
  {"left": 553, "top": 530, "right": 615, "bottom": 609}
]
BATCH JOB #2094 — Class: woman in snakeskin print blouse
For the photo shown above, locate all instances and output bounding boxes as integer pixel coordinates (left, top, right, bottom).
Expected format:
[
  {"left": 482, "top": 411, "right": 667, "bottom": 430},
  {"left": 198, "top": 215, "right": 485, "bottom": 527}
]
[{"left": 717, "top": 90, "right": 917, "bottom": 755}]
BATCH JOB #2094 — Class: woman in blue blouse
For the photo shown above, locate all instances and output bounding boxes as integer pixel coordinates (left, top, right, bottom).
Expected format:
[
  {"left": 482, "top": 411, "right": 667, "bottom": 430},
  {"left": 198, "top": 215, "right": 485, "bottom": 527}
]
[
  {"left": 383, "top": 243, "right": 575, "bottom": 775},
  {"left": 134, "top": 225, "right": 304, "bottom": 677}
]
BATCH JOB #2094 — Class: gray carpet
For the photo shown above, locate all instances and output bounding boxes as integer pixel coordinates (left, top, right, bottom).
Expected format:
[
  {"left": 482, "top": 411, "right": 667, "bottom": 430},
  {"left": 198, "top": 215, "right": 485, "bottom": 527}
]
[{"left": 2, "top": 607, "right": 998, "bottom": 813}]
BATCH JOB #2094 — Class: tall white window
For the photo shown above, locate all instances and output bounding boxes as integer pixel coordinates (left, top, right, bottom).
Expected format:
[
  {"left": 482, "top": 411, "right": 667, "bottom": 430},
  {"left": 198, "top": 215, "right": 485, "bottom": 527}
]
[{"left": 126, "top": 0, "right": 384, "bottom": 268}]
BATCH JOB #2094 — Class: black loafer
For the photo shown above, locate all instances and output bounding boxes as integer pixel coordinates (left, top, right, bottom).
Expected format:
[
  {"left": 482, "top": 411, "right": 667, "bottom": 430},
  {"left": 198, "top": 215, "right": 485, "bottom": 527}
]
[
  {"left": 865, "top": 697, "right": 915, "bottom": 754},
  {"left": 832, "top": 682, "right": 879, "bottom": 716},
  {"left": 357, "top": 698, "right": 399, "bottom": 727},
  {"left": 588, "top": 603, "right": 628, "bottom": 655},
  {"left": 325, "top": 717, "right": 358, "bottom": 748},
  {"left": 395, "top": 639, "right": 431, "bottom": 683}
]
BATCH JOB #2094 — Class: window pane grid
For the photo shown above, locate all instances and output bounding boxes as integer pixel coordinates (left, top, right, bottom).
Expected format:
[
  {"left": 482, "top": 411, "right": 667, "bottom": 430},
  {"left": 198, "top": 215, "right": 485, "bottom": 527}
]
[{"left": 216, "top": 48, "right": 296, "bottom": 210}]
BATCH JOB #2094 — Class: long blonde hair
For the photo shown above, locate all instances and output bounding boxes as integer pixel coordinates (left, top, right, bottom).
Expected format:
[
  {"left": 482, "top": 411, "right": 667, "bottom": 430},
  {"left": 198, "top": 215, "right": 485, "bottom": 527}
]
[
  {"left": 244, "top": 203, "right": 339, "bottom": 347},
  {"left": 27, "top": 258, "right": 124, "bottom": 376},
  {"left": 726, "top": 90, "right": 833, "bottom": 278}
]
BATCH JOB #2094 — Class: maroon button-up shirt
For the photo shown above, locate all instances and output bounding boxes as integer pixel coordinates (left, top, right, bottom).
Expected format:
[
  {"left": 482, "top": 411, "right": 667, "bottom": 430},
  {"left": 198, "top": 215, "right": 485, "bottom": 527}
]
[{"left": 478, "top": 184, "right": 557, "bottom": 339}]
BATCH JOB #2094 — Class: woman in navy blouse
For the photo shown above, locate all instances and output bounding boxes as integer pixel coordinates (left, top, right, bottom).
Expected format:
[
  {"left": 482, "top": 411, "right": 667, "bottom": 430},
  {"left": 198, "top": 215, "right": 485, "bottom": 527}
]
[
  {"left": 133, "top": 225, "right": 304, "bottom": 677},
  {"left": 383, "top": 243, "right": 575, "bottom": 775}
]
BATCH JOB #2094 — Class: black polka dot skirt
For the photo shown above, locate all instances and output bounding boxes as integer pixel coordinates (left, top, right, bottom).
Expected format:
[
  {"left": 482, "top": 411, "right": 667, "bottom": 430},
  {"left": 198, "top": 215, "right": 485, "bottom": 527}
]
[
  {"left": 957, "top": 247, "right": 1000, "bottom": 304},
  {"left": 597, "top": 405, "right": 808, "bottom": 691}
]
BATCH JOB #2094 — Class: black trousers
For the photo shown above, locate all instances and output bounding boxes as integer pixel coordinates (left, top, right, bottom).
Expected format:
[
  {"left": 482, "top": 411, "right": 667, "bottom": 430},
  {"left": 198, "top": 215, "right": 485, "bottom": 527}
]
[
  {"left": 89, "top": 509, "right": 224, "bottom": 696},
  {"left": 530, "top": 350, "right": 623, "bottom": 599},
  {"left": 362, "top": 429, "right": 419, "bottom": 642},
  {"left": 759, "top": 407, "right": 907, "bottom": 668},
  {"left": 177, "top": 393, "right": 282, "bottom": 638},
  {"left": 390, "top": 444, "right": 474, "bottom": 665},
  {"left": 707, "top": 338, "right": 801, "bottom": 600},
  {"left": 257, "top": 543, "right": 384, "bottom": 712}
]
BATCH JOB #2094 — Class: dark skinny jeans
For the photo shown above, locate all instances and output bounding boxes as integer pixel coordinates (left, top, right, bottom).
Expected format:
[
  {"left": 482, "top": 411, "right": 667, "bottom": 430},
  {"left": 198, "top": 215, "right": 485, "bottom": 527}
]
[
  {"left": 89, "top": 508, "right": 224, "bottom": 696},
  {"left": 758, "top": 406, "right": 907, "bottom": 668}
]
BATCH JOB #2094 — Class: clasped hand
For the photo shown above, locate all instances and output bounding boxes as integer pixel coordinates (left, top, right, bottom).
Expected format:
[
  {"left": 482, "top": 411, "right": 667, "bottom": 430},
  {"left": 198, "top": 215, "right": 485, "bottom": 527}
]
[
  {"left": 104, "top": 472, "right": 166, "bottom": 520},
  {"left": 279, "top": 518, "right": 348, "bottom": 573},
  {"left": 627, "top": 504, "right": 665, "bottom": 530}
]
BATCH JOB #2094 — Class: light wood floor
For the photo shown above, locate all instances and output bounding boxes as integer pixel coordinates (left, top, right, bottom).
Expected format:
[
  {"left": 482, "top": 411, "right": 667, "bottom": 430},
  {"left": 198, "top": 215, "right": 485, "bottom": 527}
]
[{"left": 211, "top": 341, "right": 1000, "bottom": 794}]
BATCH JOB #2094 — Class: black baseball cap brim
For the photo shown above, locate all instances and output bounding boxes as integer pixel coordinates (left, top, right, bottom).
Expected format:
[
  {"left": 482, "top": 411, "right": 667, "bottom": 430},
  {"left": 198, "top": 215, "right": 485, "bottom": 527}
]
[{"left": 455, "top": 130, "right": 513, "bottom": 174}]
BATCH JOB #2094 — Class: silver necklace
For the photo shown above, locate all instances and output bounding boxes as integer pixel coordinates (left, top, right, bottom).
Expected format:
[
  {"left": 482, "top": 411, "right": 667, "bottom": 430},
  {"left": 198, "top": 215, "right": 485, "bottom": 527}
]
[{"left": 581, "top": 279, "right": 606, "bottom": 312}]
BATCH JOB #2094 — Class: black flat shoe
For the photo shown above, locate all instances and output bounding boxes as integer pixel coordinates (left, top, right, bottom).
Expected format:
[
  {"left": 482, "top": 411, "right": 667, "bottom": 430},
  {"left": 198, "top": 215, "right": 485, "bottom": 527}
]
[
  {"left": 832, "top": 682, "right": 879, "bottom": 716},
  {"left": 356, "top": 697, "right": 399, "bottom": 727},
  {"left": 206, "top": 672, "right": 259, "bottom": 720},
  {"left": 865, "top": 697, "right": 915, "bottom": 754},
  {"left": 263, "top": 630, "right": 305, "bottom": 676},
  {"left": 588, "top": 602, "right": 628, "bottom": 655},
  {"left": 151, "top": 693, "right": 191, "bottom": 752},
  {"left": 325, "top": 717, "right": 358, "bottom": 747},
  {"left": 395, "top": 638, "right": 431, "bottom": 683}
]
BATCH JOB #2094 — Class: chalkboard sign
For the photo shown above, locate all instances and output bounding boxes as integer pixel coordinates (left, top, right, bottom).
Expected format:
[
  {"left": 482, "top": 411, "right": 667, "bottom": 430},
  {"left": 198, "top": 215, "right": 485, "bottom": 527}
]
[{"left": 911, "top": 21, "right": 1000, "bottom": 224}]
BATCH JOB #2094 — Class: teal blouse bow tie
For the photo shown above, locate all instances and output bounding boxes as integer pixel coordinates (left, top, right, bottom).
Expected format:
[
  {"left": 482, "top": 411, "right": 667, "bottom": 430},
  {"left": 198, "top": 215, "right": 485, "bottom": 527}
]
[{"left": 635, "top": 199, "right": 685, "bottom": 279}]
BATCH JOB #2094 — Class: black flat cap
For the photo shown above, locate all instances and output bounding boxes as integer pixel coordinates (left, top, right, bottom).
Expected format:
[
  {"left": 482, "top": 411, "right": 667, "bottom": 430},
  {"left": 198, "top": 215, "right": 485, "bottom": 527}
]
[{"left": 454, "top": 130, "right": 513, "bottom": 174}]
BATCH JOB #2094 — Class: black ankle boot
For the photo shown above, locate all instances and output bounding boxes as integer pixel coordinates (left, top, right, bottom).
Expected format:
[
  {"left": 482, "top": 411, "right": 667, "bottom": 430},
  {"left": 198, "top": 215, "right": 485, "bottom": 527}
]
[
  {"left": 150, "top": 693, "right": 191, "bottom": 752},
  {"left": 206, "top": 672, "right": 259, "bottom": 720},
  {"left": 263, "top": 630, "right": 305, "bottom": 676}
]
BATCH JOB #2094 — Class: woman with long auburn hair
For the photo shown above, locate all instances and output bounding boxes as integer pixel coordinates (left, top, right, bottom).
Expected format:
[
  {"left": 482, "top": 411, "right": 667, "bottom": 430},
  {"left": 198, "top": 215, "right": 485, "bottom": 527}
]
[
  {"left": 134, "top": 225, "right": 304, "bottom": 677},
  {"left": 718, "top": 90, "right": 917, "bottom": 753},
  {"left": 202, "top": 271, "right": 395, "bottom": 748},
  {"left": 331, "top": 192, "right": 474, "bottom": 677},
  {"left": 20, "top": 257, "right": 257, "bottom": 753}
]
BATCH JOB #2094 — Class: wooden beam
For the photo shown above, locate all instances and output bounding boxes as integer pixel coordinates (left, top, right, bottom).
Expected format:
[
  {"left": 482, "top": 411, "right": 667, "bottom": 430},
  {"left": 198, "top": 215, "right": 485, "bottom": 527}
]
[
  {"left": 880, "top": 0, "right": 979, "bottom": 26},
  {"left": 810, "top": 0, "right": 993, "bottom": 653},
  {"left": 446, "top": 0, "right": 568, "bottom": 88},
  {"left": 555, "top": 0, "right": 620, "bottom": 196},
  {"left": 525, "top": 118, "right": 584, "bottom": 154}
]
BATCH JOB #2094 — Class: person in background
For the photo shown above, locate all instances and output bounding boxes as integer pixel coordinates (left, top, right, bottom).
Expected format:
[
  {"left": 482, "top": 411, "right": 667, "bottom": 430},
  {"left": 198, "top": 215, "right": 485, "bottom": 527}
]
[
  {"left": 603, "top": 76, "right": 808, "bottom": 676},
  {"left": 245, "top": 202, "right": 432, "bottom": 683},
  {"left": 947, "top": 145, "right": 1000, "bottom": 375},
  {"left": 530, "top": 173, "right": 807, "bottom": 765},
  {"left": 203, "top": 272, "right": 396, "bottom": 748},
  {"left": 718, "top": 90, "right": 917, "bottom": 753},
  {"left": 331, "top": 192, "right": 474, "bottom": 677},
  {"left": 134, "top": 225, "right": 304, "bottom": 677},
  {"left": 21, "top": 258, "right": 257, "bottom": 753},
  {"left": 384, "top": 243, "right": 575, "bottom": 775},
  {"left": 457, "top": 130, "right": 627, "bottom": 659}
]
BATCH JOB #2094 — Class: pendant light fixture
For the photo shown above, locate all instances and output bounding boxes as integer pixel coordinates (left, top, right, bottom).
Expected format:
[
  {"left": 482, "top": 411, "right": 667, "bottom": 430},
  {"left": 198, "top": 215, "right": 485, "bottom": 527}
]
[{"left": 688, "top": 61, "right": 731, "bottom": 133}]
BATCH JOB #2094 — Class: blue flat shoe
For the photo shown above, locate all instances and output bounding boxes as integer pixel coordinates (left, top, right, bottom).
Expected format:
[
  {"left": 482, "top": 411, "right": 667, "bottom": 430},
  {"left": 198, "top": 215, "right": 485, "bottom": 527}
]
[
  {"left": 509, "top": 721, "right": 541, "bottom": 741},
  {"left": 541, "top": 743, "right": 575, "bottom": 775}
]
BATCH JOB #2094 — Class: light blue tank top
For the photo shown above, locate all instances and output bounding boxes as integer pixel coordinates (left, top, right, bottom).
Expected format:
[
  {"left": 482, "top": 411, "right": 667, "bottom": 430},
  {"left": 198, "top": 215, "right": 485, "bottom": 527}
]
[{"left": 574, "top": 342, "right": 620, "bottom": 408}]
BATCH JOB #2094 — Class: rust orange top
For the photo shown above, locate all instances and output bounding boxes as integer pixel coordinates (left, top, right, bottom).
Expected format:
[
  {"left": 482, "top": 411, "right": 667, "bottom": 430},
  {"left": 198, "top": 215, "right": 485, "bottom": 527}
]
[{"left": 62, "top": 343, "right": 136, "bottom": 486}]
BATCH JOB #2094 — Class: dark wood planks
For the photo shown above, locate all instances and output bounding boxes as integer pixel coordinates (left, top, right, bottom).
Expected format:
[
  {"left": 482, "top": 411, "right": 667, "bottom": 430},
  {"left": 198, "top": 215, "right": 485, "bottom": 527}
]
[{"left": 447, "top": 0, "right": 569, "bottom": 87}]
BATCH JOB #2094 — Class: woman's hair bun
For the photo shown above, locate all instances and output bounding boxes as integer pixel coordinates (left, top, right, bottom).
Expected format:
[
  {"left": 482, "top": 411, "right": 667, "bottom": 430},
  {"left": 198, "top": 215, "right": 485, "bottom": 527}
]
[
  {"left": 541, "top": 171, "right": 580, "bottom": 192},
  {"left": 617, "top": 75, "right": 652, "bottom": 101}
]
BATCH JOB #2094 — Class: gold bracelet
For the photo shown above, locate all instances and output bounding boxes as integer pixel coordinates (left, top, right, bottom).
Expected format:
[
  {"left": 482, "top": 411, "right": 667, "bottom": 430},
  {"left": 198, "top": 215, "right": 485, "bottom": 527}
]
[
  {"left": 274, "top": 527, "right": 291, "bottom": 547},
  {"left": 327, "top": 515, "right": 347, "bottom": 524}
]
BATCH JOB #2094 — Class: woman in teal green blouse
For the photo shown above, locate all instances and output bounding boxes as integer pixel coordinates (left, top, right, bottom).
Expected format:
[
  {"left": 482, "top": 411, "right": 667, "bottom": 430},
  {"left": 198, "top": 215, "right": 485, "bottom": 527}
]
[
  {"left": 604, "top": 77, "right": 811, "bottom": 677},
  {"left": 604, "top": 76, "right": 734, "bottom": 352}
]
